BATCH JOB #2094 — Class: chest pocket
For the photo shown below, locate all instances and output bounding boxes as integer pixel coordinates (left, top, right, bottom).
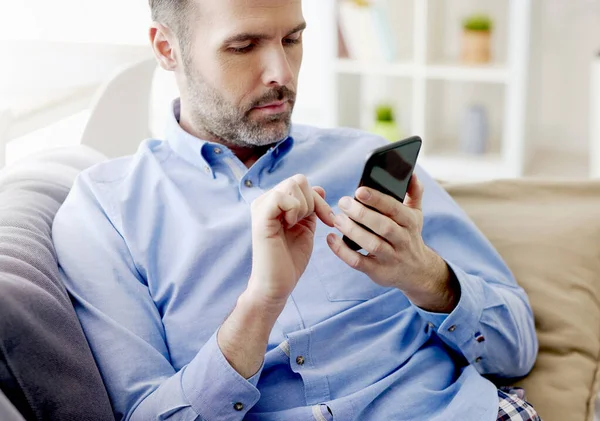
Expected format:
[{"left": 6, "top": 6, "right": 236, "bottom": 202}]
[{"left": 312, "top": 224, "right": 393, "bottom": 302}]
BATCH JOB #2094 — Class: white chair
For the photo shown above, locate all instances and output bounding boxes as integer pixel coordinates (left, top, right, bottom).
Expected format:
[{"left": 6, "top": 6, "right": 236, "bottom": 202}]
[
  {"left": 80, "top": 56, "right": 175, "bottom": 159},
  {"left": 0, "top": 109, "right": 11, "bottom": 167}
]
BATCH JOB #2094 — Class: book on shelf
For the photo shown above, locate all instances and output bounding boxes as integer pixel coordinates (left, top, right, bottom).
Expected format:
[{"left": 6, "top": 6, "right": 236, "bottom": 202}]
[{"left": 337, "top": 0, "right": 397, "bottom": 63}]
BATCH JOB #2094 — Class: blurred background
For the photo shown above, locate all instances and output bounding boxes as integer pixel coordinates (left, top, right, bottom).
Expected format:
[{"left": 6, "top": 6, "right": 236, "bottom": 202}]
[{"left": 1, "top": 0, "right": 600, "bottom": 181}]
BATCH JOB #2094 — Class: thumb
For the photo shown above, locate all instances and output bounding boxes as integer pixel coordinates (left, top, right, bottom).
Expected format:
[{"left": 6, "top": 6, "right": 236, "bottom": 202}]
[{"left": 404, "top": 174, "right": 424, "bottom": 210}]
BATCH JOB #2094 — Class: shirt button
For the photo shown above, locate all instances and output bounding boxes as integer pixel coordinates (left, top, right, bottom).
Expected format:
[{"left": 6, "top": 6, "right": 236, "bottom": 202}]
[
  {"left": 245, "top": 179, "right": 254, "bottom": 188},
  {"left": 214, "top": 147, "right": 223, "bottom": 154},
  {"left": 475, "top": 357, "right": 482, "bottom": 363},
  {"left": 448, "top": 325, "right": 457, "bottom": 332},
  {"left": 233, "top": 402, "right": 244, "bottom": 411},
  {"left": 204, "top": 166, "right": 211, "bottom": 173},
  {"left": 296, "top": 356, "right": 305, "bottom": 366}
]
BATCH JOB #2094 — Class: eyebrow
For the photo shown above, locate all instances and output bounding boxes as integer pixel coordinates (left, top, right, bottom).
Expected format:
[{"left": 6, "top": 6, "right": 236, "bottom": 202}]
[{"left": 223, "top": 22, "right": 307, "bottom": 45}]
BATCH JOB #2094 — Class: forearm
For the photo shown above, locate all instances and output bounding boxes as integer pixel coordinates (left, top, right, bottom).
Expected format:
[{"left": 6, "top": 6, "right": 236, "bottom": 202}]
[{"left": 218, "top": 288, "right": 284, "bottom": 379}]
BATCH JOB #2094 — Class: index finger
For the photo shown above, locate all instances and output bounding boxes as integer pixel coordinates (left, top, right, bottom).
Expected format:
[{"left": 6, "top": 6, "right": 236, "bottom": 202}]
[
  {"left": 312, "top": 187, "right": 335, "bottom": 227},
  {"left": 354, "top": 186, "right": 414, "bottom": 228}
]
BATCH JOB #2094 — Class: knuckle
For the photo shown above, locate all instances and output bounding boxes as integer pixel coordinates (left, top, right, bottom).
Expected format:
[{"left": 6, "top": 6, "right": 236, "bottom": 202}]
[
  {"left": 392, "top": 204, "right": 403, "bottom": 220},
  {"left": 369, "top": 192, "right": 380, "bottom": 205},
  {"left": 406, "top": 213, "right": 419, "bottom": 230},
  {"left": 275, "top": 181, "right": 291, "bottom": 194},
  {"left": 345, "top": 222, "right": 354, "bottom": 237},
  {"left": 369, "top": 239, "right": 383, "bottom": 255},
  {"left": 349, "top": 255, "right": 363, "bottom": 270},
  {"left": 356, "top": 204, "right": 367, "bottom": 220},
  {"left": 381, "top": 222, "right": 395, "bottom": 239},
  {"left": 292, "top": 174, "right": 308, "bottom": 186},
  {"left": 397, "top": 231, "right": 410, "bottom": 246},
  {"left": 271, "top": 190, "right": 284, "bottom": 201}
]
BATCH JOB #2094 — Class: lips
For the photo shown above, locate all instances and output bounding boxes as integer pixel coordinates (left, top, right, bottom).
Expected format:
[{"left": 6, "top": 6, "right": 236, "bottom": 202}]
[
  {"left": 255, "top": 100, "right": 288, "bottom": 109},
  {"left": 252, "top": 99, "right": 290, "bottom": 115}
]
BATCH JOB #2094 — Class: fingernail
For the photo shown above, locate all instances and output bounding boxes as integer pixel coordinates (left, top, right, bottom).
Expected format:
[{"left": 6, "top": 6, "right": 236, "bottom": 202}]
[
  {"left": 357, "top": 188, "right": 371, "bottom": 201},
  {"left": 329, "top": 212, "right": 335, "bottom": 221},
  {"left": 334, "top": 214, "right": 344, "bottom": 228},
  {"left": 327, "top": 234, "right": 335, "bottom": 245},
  {"left": 339, "top": 197, "right": 352, "bottom": 210}
]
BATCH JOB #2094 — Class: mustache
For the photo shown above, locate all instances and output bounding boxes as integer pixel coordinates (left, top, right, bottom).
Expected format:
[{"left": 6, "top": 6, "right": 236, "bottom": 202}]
[{"left": 250, "top": 86, "right": 296, "bottom": 109}]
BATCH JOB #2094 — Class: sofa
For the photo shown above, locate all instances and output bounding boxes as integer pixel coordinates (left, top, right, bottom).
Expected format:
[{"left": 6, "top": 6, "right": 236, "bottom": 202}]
[
  {"left": 0, "top": 146, "right": 114, "bottom": 420},
  {"left": 2, "top": 56, "right": 600, "bottom": 420},
  {"left": 1, "top": 142, "right": 600, "bottom": 421}
]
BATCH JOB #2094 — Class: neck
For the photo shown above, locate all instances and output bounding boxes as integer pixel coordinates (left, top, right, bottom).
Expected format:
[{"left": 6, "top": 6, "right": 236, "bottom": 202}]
[{"left": 179, "top": 105, "right": 274, "bottom": 168}]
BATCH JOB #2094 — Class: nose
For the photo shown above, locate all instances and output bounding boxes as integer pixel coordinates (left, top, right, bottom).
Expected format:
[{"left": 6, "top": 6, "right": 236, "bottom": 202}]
[{"left": 262, "top": 46, "right": 294, "bottom": 88}]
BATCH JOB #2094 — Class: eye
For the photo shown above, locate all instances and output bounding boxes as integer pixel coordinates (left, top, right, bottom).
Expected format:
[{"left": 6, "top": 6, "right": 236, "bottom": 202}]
[
  {"left": 229, "top": 43, "right": 255, "bottom": 54},
  {"left": 284, "top": 34, "right": 302, "bottom": 47}
]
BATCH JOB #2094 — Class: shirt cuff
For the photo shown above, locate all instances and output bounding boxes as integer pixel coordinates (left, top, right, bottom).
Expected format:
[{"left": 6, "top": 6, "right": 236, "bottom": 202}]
[
  {"left": 181, "top": 331, "right": 262, "bottom": 420},
  {"left": 414, "top": 260, "right": 486, "bottom": 364}
]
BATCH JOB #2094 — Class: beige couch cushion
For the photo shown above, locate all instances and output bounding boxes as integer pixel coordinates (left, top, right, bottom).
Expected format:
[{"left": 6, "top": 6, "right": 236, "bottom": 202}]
[{"left": 445, "top": 179, "right": 600, "bottom": 421}]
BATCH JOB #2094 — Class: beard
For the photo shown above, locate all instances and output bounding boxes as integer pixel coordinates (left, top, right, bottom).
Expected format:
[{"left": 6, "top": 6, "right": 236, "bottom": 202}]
[{"left": 182, "top": 60, "right": 296, "bottom": 148}]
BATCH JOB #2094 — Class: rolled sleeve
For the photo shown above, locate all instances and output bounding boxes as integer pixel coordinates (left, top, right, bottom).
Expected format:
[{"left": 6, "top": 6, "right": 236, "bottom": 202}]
[{"left": 182, "top": 332, "right": 262, "bottom": 420}]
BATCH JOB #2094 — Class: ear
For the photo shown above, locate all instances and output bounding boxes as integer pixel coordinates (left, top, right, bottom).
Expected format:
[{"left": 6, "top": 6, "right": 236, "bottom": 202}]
[{"left": 149, "top": 22, "right": 179, "bottom": 71}]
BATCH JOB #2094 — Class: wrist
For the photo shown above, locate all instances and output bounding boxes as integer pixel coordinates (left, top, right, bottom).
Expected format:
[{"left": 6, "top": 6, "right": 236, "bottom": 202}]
[
  {"left": 406, "top": 249, "right": 460, "bottom": 313},
  {"left": 217, "top": 287, "right": 285, "bottom": 379},
  {"left": 239, "top": 286, "right": 287, "bottom": 318}
]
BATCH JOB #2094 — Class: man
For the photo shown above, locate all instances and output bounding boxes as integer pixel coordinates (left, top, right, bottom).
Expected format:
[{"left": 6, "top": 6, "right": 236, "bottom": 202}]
[{"left": 52, "top": 0, "right": 540, "bottom": 420}]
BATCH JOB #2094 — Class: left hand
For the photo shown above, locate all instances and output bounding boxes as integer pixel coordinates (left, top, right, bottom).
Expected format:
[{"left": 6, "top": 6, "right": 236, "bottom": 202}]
[{"left": 327, "top": 175, "right": 459, "bottom": 313}]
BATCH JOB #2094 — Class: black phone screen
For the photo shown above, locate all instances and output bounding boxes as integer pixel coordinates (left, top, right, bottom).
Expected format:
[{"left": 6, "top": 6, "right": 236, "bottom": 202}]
[
  {"left": 342, "top": 137, "right": 421, "bottom": 252},
  {"left": 362, "top": 140, "right": 421, "bottom": 203}
]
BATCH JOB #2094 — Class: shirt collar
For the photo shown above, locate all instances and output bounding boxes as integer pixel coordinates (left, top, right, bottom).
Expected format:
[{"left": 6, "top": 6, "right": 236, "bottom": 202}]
[{"left": 165, "top": 98, "right": 294, "bottom": 177}]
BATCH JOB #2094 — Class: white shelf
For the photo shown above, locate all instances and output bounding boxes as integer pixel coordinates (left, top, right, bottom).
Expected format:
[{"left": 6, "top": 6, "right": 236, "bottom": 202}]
[
  {"left": 425, "top": 64, "right": 509, "bottom": 84},
  {"left": 335, "top": 59, "right": 510, "bottom": 84},
  {"left": 419, "top": 154, "right": 514, "bottom": 181},
  {"left": 335, "top": 59, "right": 414, "bottom": 77},
  {"left": 328, "top": 0, "right": 532, "bottom": 181}
]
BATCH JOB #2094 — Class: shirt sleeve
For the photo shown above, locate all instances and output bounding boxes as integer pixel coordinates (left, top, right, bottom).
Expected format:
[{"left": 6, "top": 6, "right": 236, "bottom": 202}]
[
  {"left": 52, "top": 173, "right": 262, "bottom": 421},
  {"left": 411, "top": 166, "right": 538, "bottom": 379}
]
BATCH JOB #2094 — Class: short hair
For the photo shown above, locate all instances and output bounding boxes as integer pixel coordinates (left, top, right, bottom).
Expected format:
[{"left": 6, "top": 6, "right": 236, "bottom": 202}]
[{"left": 148, "top": 0, "right": 194, "bottom": 42}]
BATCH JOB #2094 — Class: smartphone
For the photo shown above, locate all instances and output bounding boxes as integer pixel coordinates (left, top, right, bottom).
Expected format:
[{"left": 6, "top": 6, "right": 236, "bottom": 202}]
[{"left": 342, "top": 136, "right": 422, "bottom": 251}]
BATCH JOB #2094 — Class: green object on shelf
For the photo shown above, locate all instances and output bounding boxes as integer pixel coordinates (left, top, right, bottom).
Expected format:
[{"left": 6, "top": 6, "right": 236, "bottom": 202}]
[
  {"left": 462, "top": 14, "right": 493, "bottom": 32},
  {"left": 372, "top": 104, "right": 401, "bottom": 142}
]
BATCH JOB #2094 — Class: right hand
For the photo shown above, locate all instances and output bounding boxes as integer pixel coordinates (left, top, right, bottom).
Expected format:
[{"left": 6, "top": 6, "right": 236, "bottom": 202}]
[{"left": 247, "top": 174, "right": 335, "bottom": 307}]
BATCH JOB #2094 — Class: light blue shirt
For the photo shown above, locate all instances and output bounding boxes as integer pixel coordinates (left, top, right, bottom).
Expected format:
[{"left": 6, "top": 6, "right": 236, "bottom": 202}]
[{"left": 53, "top": 100, "right": 537, "bottom": 421}]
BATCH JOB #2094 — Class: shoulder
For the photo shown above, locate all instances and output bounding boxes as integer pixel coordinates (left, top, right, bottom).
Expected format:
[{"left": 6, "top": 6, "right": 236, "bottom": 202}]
[
  {"left": 58, "top": 139, "right": 172, "bottom": 225},
  {"left": 82, "top": 139, "right": 171, "bottom": 185},
  {"left": 290, "top": 124, "right": 388, "bottom": 159}
]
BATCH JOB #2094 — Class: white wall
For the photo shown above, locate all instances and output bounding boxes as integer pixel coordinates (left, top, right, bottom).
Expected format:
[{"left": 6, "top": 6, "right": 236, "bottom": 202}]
[
  {"left": 0, "top": 0, "right": 149, "bottom": 44},
  {"left": 0, "top": 0, "right": 151, "bottom": 97},
  {"left": 293, "top": 1, "right": 336, "bottom": 127},
  {"left": 528, "top": 0, "right": 600, "bottom": 156}
]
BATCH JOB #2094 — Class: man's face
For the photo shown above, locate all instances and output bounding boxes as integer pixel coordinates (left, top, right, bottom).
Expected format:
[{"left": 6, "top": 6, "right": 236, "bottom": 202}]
[{"left": 180, "top": 0, "right": 304, "bottom": 147}]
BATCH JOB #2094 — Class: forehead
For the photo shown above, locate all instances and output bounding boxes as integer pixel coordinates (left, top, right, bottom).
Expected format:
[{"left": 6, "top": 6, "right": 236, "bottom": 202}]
[{"left": 195, "top": 0, "right": 304, "bottom": 36}]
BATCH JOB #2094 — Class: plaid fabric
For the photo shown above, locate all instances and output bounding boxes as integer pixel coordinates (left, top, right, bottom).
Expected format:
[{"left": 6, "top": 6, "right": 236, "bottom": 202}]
[{"left": 497, "top": 389, "right": 542, "bottom": 421}]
